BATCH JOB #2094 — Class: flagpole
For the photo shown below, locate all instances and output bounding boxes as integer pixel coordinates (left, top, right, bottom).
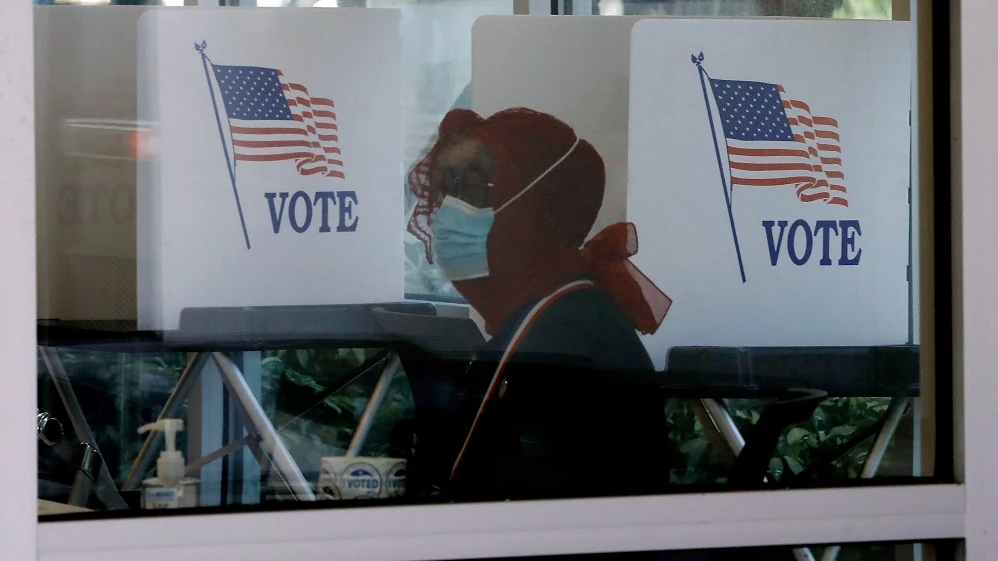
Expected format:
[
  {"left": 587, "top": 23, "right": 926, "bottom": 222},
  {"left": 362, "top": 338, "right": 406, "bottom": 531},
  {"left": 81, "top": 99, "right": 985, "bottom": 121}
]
[
  {"left": 694, "top": 53, "right": 746, "bottom": 283},
  {"left": 196, "top": 41, "right": 252, "bottom": 250}
]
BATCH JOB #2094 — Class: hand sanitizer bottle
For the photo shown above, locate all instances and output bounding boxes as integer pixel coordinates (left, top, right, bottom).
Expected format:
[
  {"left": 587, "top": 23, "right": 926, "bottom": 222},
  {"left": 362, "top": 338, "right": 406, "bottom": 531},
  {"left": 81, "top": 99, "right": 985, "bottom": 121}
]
[{"left": 137, "top": 419, "right": 200, "bottom": 509}]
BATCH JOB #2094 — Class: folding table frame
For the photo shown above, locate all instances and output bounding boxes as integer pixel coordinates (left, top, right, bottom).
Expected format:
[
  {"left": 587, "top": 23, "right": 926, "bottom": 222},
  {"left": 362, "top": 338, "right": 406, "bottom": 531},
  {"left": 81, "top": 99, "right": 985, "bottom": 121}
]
[
  {"left": 670, "top": 345, "right": 920, "bottom": 561},
  {"left": 37, "top": 308, "right": 421, "bottom": 510}
]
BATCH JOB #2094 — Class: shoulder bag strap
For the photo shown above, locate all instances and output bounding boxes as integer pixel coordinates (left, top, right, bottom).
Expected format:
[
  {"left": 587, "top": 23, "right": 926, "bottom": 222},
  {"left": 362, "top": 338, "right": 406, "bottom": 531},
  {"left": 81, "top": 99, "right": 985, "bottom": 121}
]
[{"left": 450, "top": 279, "right": 596, "bottom": 480}]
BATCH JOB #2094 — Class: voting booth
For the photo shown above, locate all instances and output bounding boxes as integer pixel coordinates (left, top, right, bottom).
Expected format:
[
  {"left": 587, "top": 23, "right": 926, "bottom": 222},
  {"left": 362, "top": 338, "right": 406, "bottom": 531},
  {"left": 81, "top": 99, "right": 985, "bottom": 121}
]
[
  {"left": 626, "top": 18, "right": 912, "bottom": 371},
  {"left": 137, "top": 8, "right": 404, "bottom": 332},
  {"left": 624, "top": 21, "right": 916, "bottom": 532}
]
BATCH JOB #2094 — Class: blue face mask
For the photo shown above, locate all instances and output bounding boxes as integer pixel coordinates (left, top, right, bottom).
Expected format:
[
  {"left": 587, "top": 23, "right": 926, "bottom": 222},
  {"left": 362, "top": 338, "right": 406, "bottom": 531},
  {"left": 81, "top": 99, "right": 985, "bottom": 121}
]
[
  {"left": 431, "top": 136, "right": 581, "bottom": 282},
  {"left": 431, "top": 195, "right": 494, "bottom": 281}
]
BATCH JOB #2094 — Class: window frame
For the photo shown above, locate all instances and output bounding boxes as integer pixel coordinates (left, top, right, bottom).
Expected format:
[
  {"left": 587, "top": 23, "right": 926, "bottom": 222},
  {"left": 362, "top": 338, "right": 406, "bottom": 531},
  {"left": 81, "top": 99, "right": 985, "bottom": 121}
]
[
  {"left": 38, "top": 486, "right": 963, "bottom": 561},
  {"left": 4, "top": 0, "right": 995, "bottom": 558},
  {"left": 954, "top": 0, "right": 998, "bottom": 557},
  {"left": 1, "top": 1, "right": 39, "bottom": 560}
]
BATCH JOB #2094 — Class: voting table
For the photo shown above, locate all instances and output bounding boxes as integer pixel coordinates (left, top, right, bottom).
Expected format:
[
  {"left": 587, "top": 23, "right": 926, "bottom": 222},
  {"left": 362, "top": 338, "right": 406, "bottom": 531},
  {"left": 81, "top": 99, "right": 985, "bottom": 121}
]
[{"left": 37, "top": 302, "right": 919, "bottom": 561}]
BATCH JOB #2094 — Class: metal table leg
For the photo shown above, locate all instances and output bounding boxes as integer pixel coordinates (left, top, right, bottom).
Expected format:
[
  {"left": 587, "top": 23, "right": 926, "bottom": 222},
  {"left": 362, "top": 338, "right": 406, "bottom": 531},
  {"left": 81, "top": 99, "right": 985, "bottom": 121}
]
[
  {"left": 214, "top": 366, "right": 286, "bottom": 501},
  {"left": 688, "top": 399, "right": 737, "bottom": 467},
  {"left": 212, "top": 352, "right": 315, "bottom": 501},
  {"left": 39, "top": 347, "right": 128, "bottom": 510},
  {"left": 699, "top": 398, "right": 816, "bottom": 561},
  {"left": 702, "top": 398, "right": 747, "bottom": 453},
  {"left": 345, "top": 355, "right": 401, "bottom": 458},
  {"left": 68, "top": 443, "right": 101, "bottom": 507},
  {"left": 820, "top": 397, "right": 911, "bottom": 561}
]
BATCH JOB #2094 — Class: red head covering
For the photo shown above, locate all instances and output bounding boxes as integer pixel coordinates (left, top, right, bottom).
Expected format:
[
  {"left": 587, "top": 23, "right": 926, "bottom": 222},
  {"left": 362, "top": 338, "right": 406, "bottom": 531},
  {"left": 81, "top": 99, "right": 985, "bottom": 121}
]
[{"left": 408, "top": 107, "right": 671, "bottom": 336}]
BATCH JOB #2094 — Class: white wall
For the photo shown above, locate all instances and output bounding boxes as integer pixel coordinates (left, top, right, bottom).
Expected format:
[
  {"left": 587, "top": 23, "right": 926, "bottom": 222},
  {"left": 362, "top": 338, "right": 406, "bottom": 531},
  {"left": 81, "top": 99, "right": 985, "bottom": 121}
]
[{"left": 0, "top": 1, "right": 38, "bottom": 560}]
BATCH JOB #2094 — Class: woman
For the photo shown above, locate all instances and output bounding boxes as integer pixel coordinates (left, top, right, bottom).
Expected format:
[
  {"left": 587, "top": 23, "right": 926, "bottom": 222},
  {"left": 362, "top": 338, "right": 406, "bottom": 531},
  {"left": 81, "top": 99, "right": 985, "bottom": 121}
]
[{"left": 407, "top": 107, "right": 673, "bottom": 501}]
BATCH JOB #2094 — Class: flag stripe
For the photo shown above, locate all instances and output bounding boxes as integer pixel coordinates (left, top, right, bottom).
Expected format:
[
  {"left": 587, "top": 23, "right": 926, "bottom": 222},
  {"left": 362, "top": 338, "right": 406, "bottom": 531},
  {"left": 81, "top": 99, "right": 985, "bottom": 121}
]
[
  {"left": 730, "top": 162, "right": 817, "bottom": 172},
  {"left": 238, "top": 152, "right": 320, "bottom": 161},
  {"left": 234, "top": 139, "right": 317, "bottom": 149},
  {"left": 732, "top": 176, "right": 817, "bottom": 186},
  {"left": 728, "top": 146, "right": 810, "bottom": 158},
  {"left": 800, "top": 192, "right": 832, "bottom": 203},
  {"left": 231, "top": 126, "right": 306, "bottom": 136}
]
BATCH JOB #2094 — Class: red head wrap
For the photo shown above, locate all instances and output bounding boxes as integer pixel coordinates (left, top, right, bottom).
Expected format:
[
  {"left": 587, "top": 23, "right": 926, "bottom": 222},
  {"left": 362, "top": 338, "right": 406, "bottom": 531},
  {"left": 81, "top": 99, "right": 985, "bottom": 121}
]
[{"left": 408, "top": 107, "right": 671, "bottom": 336}]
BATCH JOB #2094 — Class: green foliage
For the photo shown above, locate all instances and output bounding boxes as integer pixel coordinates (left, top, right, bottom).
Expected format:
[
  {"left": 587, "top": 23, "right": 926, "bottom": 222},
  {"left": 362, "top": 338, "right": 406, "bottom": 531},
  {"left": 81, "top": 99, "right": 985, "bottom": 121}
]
[
  {"left": 667, "top": 397, "right": 898, "bottom": 486},
  {"left": 260, "top": 347, "right": 415, "bottom": 483},
  {"left": 833, "top": 0, "right": 893, "bottom": 19}
]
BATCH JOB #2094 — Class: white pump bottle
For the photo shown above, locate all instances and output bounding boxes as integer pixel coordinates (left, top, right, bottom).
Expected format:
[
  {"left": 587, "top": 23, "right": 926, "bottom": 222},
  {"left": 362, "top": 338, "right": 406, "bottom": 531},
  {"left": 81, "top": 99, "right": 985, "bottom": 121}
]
[
  {"left": 137, "top": 419, "right": 199, "bottom": 509},
  {"left": 138, "top": 419, "right": 185, "bottom": 485}
]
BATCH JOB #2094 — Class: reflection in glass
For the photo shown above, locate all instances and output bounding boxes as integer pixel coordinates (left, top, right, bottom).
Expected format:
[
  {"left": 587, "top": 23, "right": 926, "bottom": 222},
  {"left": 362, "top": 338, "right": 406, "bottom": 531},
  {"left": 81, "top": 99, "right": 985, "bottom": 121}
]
[{"left": 34, "top": 0, "right": 924, "bottom": 522}]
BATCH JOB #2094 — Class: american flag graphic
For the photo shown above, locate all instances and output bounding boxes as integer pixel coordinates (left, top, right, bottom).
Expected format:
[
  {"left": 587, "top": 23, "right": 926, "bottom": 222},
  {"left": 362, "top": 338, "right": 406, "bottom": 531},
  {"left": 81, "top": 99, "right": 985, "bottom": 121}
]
[
  {"left": 212, "top": 64, "right": 344, "bottom": 179},
  {"left": 708, "top": 78, "right": 845, "bottom": 207}
]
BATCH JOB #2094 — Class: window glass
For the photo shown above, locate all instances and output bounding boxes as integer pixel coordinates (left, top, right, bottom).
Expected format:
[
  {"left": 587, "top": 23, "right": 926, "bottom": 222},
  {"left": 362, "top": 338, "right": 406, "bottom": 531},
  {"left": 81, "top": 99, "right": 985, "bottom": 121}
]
[{"left": 34, "top": 0, "right": 939, "bottom": 524}]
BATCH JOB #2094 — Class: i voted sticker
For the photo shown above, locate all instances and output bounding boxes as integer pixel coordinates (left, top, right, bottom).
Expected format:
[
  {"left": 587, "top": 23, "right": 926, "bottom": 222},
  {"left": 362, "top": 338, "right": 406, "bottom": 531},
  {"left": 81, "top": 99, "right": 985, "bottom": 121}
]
[
  {"left": 339, "top": 462, "right": 382, "bottom": 499},
  {"left": 385, "top": 462, "right": 407, "bottom": 497},
  {"left": 317, "top": 457, "right": 406, "bottom": 500}
]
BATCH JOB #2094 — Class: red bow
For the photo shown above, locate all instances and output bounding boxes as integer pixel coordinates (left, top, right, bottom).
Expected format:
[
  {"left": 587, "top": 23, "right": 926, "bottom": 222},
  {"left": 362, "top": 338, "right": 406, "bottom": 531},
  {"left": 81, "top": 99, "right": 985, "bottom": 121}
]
[{"left": 580, "top": 222, "right": 672, "bottom": 335}]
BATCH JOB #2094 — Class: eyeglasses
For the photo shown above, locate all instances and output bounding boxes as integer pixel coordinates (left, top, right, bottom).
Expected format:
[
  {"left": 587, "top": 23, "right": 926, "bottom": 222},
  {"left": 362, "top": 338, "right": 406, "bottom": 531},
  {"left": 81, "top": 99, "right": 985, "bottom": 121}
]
[{"left": 438, "top": 166, "right": 493, "bottom": 209}]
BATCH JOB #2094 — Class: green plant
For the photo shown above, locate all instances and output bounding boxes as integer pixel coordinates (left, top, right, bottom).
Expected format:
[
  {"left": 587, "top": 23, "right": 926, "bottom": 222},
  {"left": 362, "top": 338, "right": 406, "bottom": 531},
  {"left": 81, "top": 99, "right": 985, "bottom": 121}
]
[
  {"left": 667, "top": 397, "right": 899, "bottom": 486},
  {"left": 259, "top": 347, "right": 415, "bottom": 485},
  {"left": 833, "top": 0, "right": 893, "bottom": 19}
]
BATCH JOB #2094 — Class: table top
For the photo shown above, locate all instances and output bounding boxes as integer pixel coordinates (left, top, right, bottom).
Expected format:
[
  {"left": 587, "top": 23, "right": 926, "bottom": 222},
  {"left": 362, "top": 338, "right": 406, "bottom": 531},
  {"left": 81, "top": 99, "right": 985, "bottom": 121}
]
[
  {"left": 36, "top": 302, "right": 480, "bottom": 354},
  {"left": 36, "top": 312, "right": 920, "bottom": 398},
  {"left": 38, "top": 500, "right": 90, "bottom": 516}
]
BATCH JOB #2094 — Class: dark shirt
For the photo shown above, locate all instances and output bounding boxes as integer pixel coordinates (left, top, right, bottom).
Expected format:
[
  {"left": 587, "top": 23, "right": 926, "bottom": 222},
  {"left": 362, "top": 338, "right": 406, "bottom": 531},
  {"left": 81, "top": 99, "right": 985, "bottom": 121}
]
[{"left": 444, "top": 285, "right": 670, "bottom": 501}]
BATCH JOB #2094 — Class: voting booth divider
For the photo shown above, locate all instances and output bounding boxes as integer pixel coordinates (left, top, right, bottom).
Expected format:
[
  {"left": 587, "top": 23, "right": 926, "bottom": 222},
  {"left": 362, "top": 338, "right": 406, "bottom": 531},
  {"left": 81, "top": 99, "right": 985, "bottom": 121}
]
[{"left": 36, "top": 8, "right": 918, "bottom": 519}]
